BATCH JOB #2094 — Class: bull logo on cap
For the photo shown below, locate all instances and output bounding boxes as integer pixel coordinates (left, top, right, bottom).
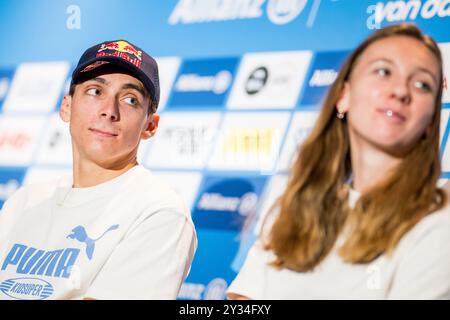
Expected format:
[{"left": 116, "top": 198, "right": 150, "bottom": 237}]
[{"left": 98, "top": 40, "right": 142, "bottom": 61}]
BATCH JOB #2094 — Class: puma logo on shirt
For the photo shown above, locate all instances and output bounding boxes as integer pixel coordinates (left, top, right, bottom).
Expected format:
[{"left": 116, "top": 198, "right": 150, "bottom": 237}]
[{"left": 66, "top": 224, "right": 119, "bottom": 260}]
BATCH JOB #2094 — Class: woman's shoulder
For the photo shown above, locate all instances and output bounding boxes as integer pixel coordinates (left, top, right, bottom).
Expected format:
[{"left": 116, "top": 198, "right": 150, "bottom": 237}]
[
  {"left": 429, "top": 182, "right": 450, "bottom": 225},
  {"left": 419, "top": 204, "right": 450, "bottom": 234},
  {"left": 396, "top": 189, "right": 450, "bottom": 254}
]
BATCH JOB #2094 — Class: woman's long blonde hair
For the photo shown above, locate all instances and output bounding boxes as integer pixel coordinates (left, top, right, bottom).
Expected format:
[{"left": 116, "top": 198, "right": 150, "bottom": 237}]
[{"left": 265, "top": 23, "right": 445, "bottom": 272}]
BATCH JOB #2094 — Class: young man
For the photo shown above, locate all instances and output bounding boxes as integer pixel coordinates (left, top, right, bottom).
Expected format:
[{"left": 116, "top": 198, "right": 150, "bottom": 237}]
[{"left": 0, "top": 40, "right": 197, "bottom": 300}]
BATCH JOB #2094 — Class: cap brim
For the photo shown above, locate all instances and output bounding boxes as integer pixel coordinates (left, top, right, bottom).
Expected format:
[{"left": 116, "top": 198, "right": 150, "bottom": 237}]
[{"left": 71, "top": 56, "right": 156, "bottom": 102}]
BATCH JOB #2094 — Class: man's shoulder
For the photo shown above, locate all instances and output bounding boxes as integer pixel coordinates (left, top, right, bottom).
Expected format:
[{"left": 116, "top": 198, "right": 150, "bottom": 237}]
[
  {"left": 2, "top": 176, "right": 69, "bottom": 214},
  {"left": 22, "top": 175, "right": 70, "bottom": 196},
  {"left": 127, "top": 166, "right": 190, "bottom": 217},
  {"left": 131, "top": 166, "right": 177, "bottom": 195}
]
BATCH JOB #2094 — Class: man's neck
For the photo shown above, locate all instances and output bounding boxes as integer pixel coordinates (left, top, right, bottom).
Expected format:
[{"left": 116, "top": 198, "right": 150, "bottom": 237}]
[{"left": 72, "top": 160, "right": 138, "bottom": 188}]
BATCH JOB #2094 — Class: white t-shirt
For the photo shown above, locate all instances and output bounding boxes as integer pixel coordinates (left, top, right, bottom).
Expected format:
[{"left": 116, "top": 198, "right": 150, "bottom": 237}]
[
  {"left": 0, "top": 165, "right": 197, "bottom": 300},
  {"left": 227, "top": 190, "right": 450, "bottom": 299}
]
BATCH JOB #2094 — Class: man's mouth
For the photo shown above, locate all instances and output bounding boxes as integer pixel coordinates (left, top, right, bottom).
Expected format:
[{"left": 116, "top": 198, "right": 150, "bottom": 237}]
[{"left": 89, "top": 128, "right": 118, "bottom": 137}]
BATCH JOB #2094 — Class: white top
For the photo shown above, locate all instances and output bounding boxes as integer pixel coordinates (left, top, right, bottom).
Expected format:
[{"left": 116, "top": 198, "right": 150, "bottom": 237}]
[
  {"left": 227, "top": 190, "right": 450, "bottom": 299},
  {"left": 0, "top": 165, "right": 197, "bottom": 300}
]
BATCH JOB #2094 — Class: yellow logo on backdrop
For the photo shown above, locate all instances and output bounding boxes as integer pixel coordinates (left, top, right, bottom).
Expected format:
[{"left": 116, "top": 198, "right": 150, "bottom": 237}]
[{"left": 223, "top": 128, "right": 274, "bottom": 155}]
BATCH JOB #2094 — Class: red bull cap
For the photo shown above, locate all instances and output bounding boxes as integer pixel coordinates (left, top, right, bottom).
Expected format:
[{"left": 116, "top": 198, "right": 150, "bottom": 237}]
[{"left": 71, "top": 39, "right": 160, "bottom": 110}]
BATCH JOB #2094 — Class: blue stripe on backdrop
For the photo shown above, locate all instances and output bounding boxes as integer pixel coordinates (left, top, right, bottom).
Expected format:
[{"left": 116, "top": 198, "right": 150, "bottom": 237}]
[{"left": 0, "top": 0, "right": 449, "bottom": 66}]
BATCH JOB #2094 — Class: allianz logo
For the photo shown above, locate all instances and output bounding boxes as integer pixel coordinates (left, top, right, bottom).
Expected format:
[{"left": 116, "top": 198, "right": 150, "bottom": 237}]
[
  {"left": 203, "top": 278, "right": 228, "bottom": 300},
  {"left": 178, "top": 278, "right": 228, "bottom": 300},
  {"left": 308, "top": 69, "right": 338, "bottom": 87},
  {"left": 0, "top": 179, "right": 20, "bottom": 202},
  {"left": 169, "top": 0, "right": 308, "bottom": 25},
  {"left": 197, "top": 192, "right": 258, "bottom": 215},
  {"left": 367, "top": 0, "right": 450, "bottom": 28},
  {"left": 175, "top": 70, "right": 232, "bottom": 94}
]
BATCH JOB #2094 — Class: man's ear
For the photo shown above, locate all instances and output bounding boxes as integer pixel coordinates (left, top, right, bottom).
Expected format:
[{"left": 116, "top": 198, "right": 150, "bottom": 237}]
[
  {"left": 336, "top": 82, "right": 350, "bottom": 114},
  {"left": 141, "top": 113, "right": 160, "bottom": 140},
  {"left": 59, "top": 95, "right": 72, "bottom": 123}
]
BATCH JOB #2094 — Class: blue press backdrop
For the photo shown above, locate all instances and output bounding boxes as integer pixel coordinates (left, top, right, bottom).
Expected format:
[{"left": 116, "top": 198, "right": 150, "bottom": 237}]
[{"left": 0, "top": 0, "right": 449, "bottom": 300}]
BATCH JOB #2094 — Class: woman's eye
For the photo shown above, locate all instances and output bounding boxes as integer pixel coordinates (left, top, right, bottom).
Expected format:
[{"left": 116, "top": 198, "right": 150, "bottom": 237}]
[
  {"left": 376, "top": 68, "right": 390, "bottom": 77},
  {"left": 413, "top": 80, "right": 432, "bottom": 92},
  {"left": 86, "top": 88, "right": 100, "bottom": 96}
]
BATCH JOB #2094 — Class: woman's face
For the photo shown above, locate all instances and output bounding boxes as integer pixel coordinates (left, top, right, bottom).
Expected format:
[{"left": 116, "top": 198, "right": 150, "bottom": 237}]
[{"left": 338, "top": 36, "right": 440, "bottom": 156}]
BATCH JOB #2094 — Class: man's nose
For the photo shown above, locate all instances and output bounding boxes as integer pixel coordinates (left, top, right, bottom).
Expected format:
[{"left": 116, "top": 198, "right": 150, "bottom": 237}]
[{"left": 100, "top": 97, "right": 120, "bottom": 121}]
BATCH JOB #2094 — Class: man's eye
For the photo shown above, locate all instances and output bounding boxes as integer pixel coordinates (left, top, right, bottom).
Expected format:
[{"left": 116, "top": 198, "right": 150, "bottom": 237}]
[
  {"left": 124, "top": 97, "right": 138, "bottom": 106},
  {"left": 86, "top": 88, "right": 100, "bottom": 96}
]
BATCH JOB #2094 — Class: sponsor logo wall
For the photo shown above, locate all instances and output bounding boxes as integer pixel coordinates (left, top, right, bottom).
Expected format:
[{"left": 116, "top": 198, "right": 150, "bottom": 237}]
[{"left": 0, "top": 1, "right": 449, "bottom": 300}]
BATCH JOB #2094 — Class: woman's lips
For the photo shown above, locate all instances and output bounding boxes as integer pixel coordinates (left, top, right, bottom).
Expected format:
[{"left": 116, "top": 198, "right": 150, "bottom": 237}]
[
  {"left": 89, "top": 128, "right": 118, "bottom": 137},
  {"left": 377, "top": 108, "right": 407, "bottom": 123}
]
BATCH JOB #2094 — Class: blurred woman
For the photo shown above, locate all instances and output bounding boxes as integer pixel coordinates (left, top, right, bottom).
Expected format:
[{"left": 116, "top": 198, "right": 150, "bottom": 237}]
[{"left": 227, "top": 23, "right": 450, "bottom": 299}]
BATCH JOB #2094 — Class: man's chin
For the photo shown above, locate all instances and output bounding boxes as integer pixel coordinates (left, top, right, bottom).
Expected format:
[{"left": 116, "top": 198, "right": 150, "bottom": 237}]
[{"left": 87, "top": 151, "right": 138, "bottom": 169}]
